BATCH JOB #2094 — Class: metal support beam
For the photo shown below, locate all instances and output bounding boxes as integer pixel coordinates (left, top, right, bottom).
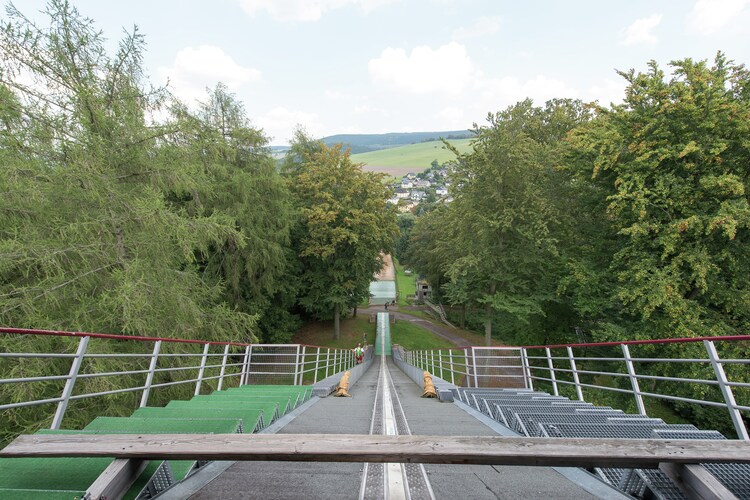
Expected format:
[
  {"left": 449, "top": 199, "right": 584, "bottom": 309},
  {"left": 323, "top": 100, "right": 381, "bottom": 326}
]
[
  {"left": 704, "top": 340, "right": 749, "bottom": 440},
  {"left": 545, "top": 347, "right": 558, "bottom": 396},
  {"left": 621, "top": 344, "right": 646, "bottom": 416},
  {"left": 140, "top": 341, "right": 161, "bottom": 408},
  {"left": 217, "top": 344, "right": 230, "bottom": 391},
  {"left": 194, "top": 343, "right": 210, "bottom": 396},
  {"left": 567, "top": 346, "right": 584, "bottom": 402},
  {"left": 51, "top": 336, "right": 90, "bottom": 430}
]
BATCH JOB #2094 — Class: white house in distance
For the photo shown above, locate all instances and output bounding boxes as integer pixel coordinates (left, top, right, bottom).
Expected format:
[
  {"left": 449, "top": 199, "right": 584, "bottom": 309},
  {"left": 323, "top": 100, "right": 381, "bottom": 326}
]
[
  {"left": 400, "top": 179, "right": 414, "bottom": 189},
  {"left": 410, "top": 190, "right": 426, "bottom": 201},
  {"left": 435, "top": 186, "right": 448, "bottom": 196},
  {"left": 395, "top": 188, "right": 410, "bottom": 199}
]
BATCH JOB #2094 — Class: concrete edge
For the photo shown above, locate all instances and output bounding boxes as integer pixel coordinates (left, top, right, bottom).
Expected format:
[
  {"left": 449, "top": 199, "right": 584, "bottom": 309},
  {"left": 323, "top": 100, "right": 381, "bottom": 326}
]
[
  {"left": 154, "top": 395, "right": 322, "bottom": 499},
  {"left": 453, "top": 400, "right": 632, "bottom": 500},
  {"left": 392, "top": 349, "right": 457, "bottom": 401},
  {"left": 312, "top": 355, "right": 375, "bottom": 397}
]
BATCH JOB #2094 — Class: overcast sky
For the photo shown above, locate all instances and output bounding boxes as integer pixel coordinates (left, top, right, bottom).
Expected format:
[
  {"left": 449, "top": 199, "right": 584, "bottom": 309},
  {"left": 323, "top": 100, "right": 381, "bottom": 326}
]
[{"left": 14, "top": 0, "right": 750, "bottom": 145}]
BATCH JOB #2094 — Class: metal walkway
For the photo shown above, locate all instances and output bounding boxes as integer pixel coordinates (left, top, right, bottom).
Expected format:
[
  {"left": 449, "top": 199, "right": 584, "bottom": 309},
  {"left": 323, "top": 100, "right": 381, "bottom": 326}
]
[{"left": 178, "top": 364, "right": 611, "bottom": 498}]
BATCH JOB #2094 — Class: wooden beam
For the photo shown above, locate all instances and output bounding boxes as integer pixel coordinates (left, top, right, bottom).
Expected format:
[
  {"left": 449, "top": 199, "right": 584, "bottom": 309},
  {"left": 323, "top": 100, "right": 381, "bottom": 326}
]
[
  {"left": 2, "top": 434, "right": 750, "bottom": 469},
  {"left": 86, "top": 458, "right": 149, "bottom": 500},
  {"left": 659, "top": 462, "right": 739, "bottom": 500}
]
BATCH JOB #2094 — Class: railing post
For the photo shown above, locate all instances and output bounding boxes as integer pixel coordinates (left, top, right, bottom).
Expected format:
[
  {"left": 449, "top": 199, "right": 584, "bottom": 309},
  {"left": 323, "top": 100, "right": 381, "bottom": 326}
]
[
  {"left": 471, "top": 347, "right": 479, "bottom": 388},
  {"left": 217, "top": 344, "right": 230, "bottom": 391},
  {"left": 194, "top": 343, "right": 210, "bottom": 396},
  {"left": 449, "top": 349, "right": 455, "bottom": 384},
  {"left": 51, "top": 336, "right": 90, "bottom": 430},
  {"left": 325, "top": 348, "right": 330, "bottom": 378},
  {"left": 241, "top": 345, "right": 252, "bottom": 386},
  {"left": 521, "top": 348, "right": 533, "bottom": 391},
  {"left": 567, "top": 346, "right": 584, "bottom": 401},
  {"left": 704, "top": 340, "right": 749, "bottom": 440},
  {"left": 313, "top": 347, "right": 321, "bottom": 384},
  {"left": 430, "top": 350, "right": 435, "bottom": 374},
  {"left": 464, "top": 348, "right": 471, "bottom": 387},
  {"left": 300, "top": 346, "right": 307, "bottom": 385},
  {"left": 439, "top": 351, "right": 444, "bottom": 380},
  {"left": 293, "top": 345, "right": 302, "bottom": 385},
  {"left": 140, "top": 340, "right": 162, "bottom": 408},
  {"left": 545, "top": 347, "right": 558, "bottom": 396},
  {"left": 621, "top": 344, "right": 646, "bottom": 416}
]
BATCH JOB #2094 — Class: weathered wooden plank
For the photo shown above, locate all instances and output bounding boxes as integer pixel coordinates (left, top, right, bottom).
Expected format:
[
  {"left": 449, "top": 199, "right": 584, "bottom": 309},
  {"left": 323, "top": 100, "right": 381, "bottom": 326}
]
[
  {"left": 86, "top": 458, "right": 149, "bottom": 500},
  {"left": 660, "top": 462, "right": 739, "bottom": 500},
  {"left": 2, "top": 434, "right": 749, "bottom": 469}
]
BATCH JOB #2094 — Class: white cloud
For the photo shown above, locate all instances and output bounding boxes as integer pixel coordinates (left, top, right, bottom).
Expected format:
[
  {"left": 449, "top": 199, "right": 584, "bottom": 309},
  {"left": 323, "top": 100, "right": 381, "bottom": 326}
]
[
  {"left": 237, "top": 0, "right": 397, "bottom": 22},
  {"left": 159, "top": 45, "right": 260, "bottom": 105},
  {"left": 477, "top": 75, "right": 579, "bottom": 108},
  {"left": 434, "top": 106, "right": 466, "bottom": 129},
  {"left": 587, "top": 79, "right": 627, "bottom": 107},
  {"left": 687, "top": 0, "right": 749, "bottom": 34},
  {"left": 452, "top": 15, "right": 503, "bottom": 40},
  {"left": 257, "top": 106, "right": 324, "bottom": 143},
  {"left": 621, "top": 14, "right": 662, "bottom": 45},
  {"left": 369, "top": 42, "right": 476, "bottom": 94}
]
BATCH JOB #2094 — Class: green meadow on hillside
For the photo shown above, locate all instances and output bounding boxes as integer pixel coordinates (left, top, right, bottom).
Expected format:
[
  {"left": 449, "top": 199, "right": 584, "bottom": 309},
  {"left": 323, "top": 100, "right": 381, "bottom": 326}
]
[{"left": 351, "top": 138, "right": 473, "bottom": 176}]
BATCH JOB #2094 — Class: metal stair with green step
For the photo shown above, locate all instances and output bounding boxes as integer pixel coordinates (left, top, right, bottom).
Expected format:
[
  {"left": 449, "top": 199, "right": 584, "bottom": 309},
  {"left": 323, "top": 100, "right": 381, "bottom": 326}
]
[{"left": 0, "top": 384, "right": 313, "bottom": 500}]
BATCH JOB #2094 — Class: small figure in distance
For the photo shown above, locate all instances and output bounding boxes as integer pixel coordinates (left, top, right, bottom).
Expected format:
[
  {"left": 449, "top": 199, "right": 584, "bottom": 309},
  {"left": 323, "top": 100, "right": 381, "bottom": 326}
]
[
  {"left": 355, "top": 343, "right": 364, "bottom": 364},
  {"left": 384, "top": 301, "right": 388, "bottom": 310}
]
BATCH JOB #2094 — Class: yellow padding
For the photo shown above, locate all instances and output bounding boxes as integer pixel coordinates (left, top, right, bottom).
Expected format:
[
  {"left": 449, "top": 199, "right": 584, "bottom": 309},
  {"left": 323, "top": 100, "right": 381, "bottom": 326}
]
[
  {"left": 334, "top": 371, "right": 352, "bottom": 397},
  {"left": 422, "top": 371, "right": 437, "bottom": 398}
]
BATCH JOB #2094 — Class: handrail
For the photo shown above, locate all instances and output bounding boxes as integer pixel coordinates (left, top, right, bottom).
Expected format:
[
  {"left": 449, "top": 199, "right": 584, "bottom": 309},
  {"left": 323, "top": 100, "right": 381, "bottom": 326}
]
[
  {"left": 0, "top": 328, "right": 360, "bottom": 434},
  {"left": 401, "top": 337, "right": 750, "bottom": 440}
]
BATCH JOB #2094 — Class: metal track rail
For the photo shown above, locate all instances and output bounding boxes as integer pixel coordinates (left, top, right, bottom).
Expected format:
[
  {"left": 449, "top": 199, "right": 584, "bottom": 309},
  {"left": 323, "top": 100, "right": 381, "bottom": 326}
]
[{"left": 360, "top": 313, "right": 435, "bottom": 500}]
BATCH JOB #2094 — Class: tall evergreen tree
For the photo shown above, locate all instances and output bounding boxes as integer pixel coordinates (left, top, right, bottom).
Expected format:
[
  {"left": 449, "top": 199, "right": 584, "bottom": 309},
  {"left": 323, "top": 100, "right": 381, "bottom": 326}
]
[{"left": 0, "top": 1, "right": 255, "bottom": 340}]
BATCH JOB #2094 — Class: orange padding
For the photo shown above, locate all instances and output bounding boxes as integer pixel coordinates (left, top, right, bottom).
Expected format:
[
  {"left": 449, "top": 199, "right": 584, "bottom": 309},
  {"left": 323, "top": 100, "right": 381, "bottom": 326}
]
[
  {"left": 334, "top": 371, "right": 352, "bottom": 397},
  {"left": 422, "top": 371, "right": 437, "bottom": 398}
]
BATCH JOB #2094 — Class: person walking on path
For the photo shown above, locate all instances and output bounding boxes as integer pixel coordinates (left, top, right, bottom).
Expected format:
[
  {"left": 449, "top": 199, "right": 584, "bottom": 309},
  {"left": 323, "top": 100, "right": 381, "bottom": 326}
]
[{"left": 354, "top": 343, "right": 364, "bottom": 364}]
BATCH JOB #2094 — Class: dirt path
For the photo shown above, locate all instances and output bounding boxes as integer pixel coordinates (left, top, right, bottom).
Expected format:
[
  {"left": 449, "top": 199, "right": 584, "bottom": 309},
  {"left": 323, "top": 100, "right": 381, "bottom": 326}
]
[{"left": 375, "top": 253, "right": 395, "bottom": 281}]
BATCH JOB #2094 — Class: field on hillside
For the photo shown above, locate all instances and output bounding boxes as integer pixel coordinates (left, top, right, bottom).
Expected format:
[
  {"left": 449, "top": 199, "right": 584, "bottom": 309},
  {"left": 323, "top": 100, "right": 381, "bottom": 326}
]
[{"left": 352, "top": 138, "right": 474, "bottom": 176}]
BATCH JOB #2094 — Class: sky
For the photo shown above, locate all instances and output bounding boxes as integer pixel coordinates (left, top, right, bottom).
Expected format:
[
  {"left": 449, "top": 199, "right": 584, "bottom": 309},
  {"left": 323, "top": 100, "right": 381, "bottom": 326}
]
[{"left": 12, "top": 0, "right": 750, "bottom": 145}]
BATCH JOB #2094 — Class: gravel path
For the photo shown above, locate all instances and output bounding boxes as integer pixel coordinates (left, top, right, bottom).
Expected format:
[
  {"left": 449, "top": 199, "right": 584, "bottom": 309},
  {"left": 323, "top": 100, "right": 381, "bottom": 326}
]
[{"left": 375, "top": 253, "right": 395, "bottom": 281}]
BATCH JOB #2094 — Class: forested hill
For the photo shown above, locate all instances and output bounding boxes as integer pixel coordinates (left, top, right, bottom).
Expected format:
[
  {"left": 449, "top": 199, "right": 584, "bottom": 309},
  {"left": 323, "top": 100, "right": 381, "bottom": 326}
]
[{"left": 321, "top": 130, "right": 473, "bottom": 154}]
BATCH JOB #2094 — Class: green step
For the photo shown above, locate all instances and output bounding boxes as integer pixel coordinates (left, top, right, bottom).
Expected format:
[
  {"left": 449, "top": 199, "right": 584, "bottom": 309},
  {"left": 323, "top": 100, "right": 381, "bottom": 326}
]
[
  {"left": 191, "top": 394, "right": 294, "bottom": 414},
  {"left": 0, "top": 487, "right": 86, "bottom": 500},
  {"left": 226, "top": 385, "right": 312, "bottom": 400},
  {"left": 83, "top": 416, "right": 243, "bottom": 434},
  {"left": 166, "top": 400, "right": 280, "bottom": 424},
  {"left": 0, "top": 457, "right": 111, "bottom": 494},
  {"left": 132, "top": 407, "right": 265, "bottom": 433}
]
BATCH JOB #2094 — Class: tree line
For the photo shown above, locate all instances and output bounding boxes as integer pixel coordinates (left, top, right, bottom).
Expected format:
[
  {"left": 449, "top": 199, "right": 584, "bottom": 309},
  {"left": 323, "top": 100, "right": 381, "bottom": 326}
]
[
  {"left": 397, "top": 54, "right": 750, "bottom": 433},
  {"left": 0, "top": 1, "right": 397, "bottom": 345},
  {"left": 401, "top": 54, "right": 750, "bottom": 348}
]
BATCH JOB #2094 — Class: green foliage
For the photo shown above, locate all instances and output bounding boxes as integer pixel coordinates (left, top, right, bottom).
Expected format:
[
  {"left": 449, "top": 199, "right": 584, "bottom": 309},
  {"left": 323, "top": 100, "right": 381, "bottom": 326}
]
[
  {"left": 0, "top": 1, "right": 256, "bottom": 341},
  {"left": 286, "top": 133, "right": 398, "bottom": 338},
  {"left": 566, "top": 53, "right": 750, "bottom": 341}
]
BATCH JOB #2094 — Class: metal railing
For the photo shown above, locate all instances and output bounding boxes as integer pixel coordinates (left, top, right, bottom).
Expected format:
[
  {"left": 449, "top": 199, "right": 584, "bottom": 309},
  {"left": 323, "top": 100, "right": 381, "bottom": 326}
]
[
  {"left": 0, "top": 327, "right": 359, "bottom": 431},
  {"left": 398, "top": 345, "right": 527, "bottom": 389},
  {"left": 400, "top": 335, "right": 750, "bottom": 440}
]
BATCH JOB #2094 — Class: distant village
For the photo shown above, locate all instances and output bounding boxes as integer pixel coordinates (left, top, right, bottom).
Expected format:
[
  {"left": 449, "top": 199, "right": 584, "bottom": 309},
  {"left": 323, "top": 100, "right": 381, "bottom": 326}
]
[{"left": 387, "top": 161, "right": 453, "bottom": 212}]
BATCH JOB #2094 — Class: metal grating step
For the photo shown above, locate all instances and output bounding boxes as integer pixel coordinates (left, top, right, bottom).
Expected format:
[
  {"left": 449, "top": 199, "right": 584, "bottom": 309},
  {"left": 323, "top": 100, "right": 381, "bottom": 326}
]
[{"left": 540, "top": 422, "right": 698, "bottom": 439}]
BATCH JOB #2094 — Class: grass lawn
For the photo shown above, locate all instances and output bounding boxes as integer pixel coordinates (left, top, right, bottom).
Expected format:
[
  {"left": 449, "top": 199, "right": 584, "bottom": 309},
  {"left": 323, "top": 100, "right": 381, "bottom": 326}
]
[
  {"left": 391, "top": 320, "right": 455, "bottom": 350},
  {"left": 393, "top": 257, "right": 416, "bottom": 306},
  {"left": 293, "top": 315, "right": 376, "bottom": 349},
  {"left": 353, "top": 139, "right": 473, "bottom": 176}
]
